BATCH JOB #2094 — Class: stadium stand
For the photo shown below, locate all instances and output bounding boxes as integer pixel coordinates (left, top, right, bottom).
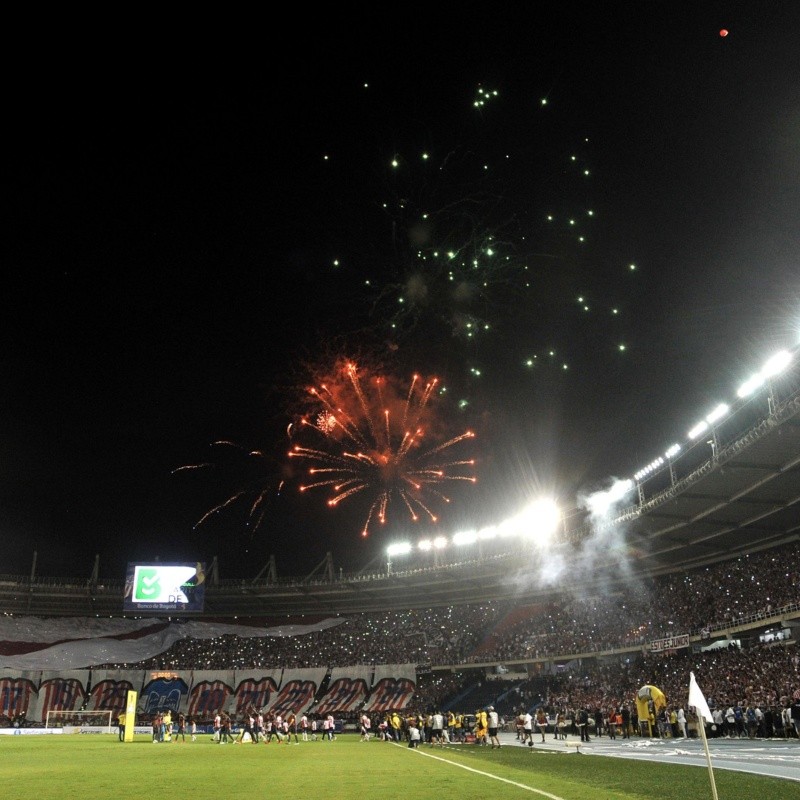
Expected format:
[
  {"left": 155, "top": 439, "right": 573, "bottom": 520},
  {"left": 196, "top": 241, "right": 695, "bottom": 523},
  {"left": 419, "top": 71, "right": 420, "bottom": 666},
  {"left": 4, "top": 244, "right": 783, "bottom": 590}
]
[{"left": 1, "top": 364, "right": 798, "bottom": 735}]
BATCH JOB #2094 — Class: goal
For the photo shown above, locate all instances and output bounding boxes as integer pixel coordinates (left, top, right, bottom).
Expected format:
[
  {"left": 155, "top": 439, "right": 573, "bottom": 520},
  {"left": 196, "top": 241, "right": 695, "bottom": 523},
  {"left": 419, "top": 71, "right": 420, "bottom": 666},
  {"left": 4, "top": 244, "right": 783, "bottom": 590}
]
[{"left": 45, "top": 709, "right": 115, "bottom": 732}]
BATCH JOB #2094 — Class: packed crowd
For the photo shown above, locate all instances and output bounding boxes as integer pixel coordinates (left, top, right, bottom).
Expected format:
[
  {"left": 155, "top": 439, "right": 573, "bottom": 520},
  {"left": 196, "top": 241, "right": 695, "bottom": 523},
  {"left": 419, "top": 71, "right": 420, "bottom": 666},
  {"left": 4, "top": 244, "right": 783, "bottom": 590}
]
[
  {"left": 110, "top": 541, "right": 799, "bottom": 671},
  {"left": 472, "top": 540, "right": 800, "bottom": 662},
  {"left": 395, "top": 644, "right": 800, "bottom": 744},
  {"left": 114, "top": 604, "right": 500, "bottom": 670}
]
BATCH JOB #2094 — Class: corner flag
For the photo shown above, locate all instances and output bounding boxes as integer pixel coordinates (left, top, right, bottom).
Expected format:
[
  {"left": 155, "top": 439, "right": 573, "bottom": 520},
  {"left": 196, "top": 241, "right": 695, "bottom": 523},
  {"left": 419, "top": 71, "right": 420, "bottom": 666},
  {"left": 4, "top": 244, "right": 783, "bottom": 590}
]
[
  {"left": 689, "top": 673, "right": 718, "bottom": 800},
  {"left": 688, "top": 672, "right": 713, "bottom": 723}
]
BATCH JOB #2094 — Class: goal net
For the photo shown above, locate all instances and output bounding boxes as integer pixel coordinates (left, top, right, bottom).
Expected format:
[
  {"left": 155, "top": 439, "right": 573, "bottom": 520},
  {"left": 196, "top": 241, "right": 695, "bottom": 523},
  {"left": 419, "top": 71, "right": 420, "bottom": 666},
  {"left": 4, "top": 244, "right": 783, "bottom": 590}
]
[{"left": 45, "top": 709, "right": 115, "bottom": 733}]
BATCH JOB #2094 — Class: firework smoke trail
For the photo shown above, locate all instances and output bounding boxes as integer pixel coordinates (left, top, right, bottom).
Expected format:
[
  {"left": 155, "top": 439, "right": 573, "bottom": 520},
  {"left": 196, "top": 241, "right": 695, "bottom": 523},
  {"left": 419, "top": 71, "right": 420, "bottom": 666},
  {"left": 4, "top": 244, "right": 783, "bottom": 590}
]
[{"left": 290, "top": 360, "right": 476, "bottom": 537}]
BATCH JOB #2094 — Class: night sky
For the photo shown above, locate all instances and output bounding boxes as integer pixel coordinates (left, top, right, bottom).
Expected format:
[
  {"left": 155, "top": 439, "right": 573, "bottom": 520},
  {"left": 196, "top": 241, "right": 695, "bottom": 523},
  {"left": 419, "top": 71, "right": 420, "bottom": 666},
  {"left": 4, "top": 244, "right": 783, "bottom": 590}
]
[{"left": 5, "top": 5, "right": 800, "bottom": 580}]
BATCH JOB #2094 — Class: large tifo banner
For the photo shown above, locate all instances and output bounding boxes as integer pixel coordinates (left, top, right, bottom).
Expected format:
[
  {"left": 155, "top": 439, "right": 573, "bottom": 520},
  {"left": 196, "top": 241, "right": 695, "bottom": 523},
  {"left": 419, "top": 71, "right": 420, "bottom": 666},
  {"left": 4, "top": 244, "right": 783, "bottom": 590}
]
[
  {"left": 0, "top": 616, "right": 346, "bottom": 671},
  {"left": 0, "top": 665, "right": 416, "bottom": 723},
  {"left": 362, "top": 663, "right": 416, "bottom": 713},
  {"left": 0, "top": 616, "right": 415, "bottom": 721}
]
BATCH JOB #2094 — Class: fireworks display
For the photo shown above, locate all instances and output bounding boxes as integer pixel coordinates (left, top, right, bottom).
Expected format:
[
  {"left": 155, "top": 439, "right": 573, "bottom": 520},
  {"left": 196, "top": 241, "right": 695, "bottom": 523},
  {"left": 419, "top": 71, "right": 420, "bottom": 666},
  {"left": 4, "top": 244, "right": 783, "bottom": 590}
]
[
  {"left": 288, "top": 359, "right": 476, "bottom": 537},
  {"left": 6, "top": 9, "right": 798, "bottom": 580},
  {"left": 172, "top": 441, "right": 283, "bottom": 536},
  {"left": 308, "top": 75, "right": 643, "bottom": 420}
]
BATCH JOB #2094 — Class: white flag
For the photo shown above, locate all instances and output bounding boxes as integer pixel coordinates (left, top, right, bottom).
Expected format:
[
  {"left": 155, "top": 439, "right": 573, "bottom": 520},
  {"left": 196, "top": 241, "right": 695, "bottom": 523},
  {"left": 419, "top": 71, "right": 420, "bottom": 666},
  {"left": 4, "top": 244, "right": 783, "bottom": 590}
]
[{"left": 689, "top": 672, "right": 713, "bottom": 723}]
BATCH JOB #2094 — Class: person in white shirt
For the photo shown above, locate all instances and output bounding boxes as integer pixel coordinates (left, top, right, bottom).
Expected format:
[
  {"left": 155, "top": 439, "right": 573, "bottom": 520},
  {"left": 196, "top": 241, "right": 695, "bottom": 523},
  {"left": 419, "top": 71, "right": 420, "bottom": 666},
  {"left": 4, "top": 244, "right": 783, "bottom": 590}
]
[
  {"left": 488, "top": 707, "right": 501, "bottom": 749},
  {"left": 408, "top": 723, "right": 421, "bottom": 748},
  {"left": 676, "top": 707, "right": 687, "bottom": 738},
  {"left": 360, "top": 713, "right": 371, "bottom": 741},
  {"left": 724, "top": 706, "right": 736, "bottom": 738},
  {"left": 213, "top": 713, "right": 221, "bottom": 743},
  {"left": 522, "top": 711, "right": 533, "bottom": 747},
  {"left": 430, "top": 711, "right": 445, "bottom": 746}
]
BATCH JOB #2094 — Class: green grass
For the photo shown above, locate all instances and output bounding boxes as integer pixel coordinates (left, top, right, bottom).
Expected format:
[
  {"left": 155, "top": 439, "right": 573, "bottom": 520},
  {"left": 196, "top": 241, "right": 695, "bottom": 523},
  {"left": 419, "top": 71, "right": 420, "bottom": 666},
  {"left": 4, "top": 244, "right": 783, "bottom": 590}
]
[{"left": 1, "top": 734, "right": 796, "bottom": 800}]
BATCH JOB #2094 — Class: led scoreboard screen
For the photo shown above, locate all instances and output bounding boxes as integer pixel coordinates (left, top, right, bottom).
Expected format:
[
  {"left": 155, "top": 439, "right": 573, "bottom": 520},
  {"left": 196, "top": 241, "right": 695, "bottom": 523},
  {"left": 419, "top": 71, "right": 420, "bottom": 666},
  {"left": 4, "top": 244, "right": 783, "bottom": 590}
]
[{"left": 123, "top": 562, "right": 206, "bottom": 613}]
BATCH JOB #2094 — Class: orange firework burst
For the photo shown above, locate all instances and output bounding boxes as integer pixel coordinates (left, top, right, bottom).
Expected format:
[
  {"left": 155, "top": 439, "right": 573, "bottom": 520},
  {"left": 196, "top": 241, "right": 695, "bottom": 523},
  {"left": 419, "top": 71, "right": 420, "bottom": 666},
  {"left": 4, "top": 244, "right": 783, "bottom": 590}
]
[{"left": 289, "top": 359, "right": 476, "bottom": 537}]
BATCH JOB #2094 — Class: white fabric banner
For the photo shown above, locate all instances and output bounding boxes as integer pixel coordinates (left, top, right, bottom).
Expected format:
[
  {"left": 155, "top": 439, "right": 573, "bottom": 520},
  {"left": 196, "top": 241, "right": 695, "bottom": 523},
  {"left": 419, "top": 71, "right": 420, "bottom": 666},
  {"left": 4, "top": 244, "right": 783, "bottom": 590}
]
[
  {"left": 0, "top": 616, "right": 159, "bottom": 643},
  {"left": 0, "top": 616, "right": 344, "bottom": 670},
  {"left": 29, "top": 670, "right": 90, "bottom": 722},
  {"left": 313, "top": 666, "right": 371, "bottom": 714},
  {"left": 362, "top": 664, "right": 416, "bottom": 713},
  {"left": 371, "top": 663, "right": 416, "bottom": 684},
  {"left": 86, "top": 669, "right": 144, "bottom": 712},
  {"left": 269, "top": 667, "right": 326, "bottom": 715},
  {"left": 187, "top": 670, "right": 236, "bottom": 717},
  {"left": 264, "top": 619, "right": 345, "bottom": 637},
  {"left": 227, "top": 670, "right": 282, "bottom": 716}
]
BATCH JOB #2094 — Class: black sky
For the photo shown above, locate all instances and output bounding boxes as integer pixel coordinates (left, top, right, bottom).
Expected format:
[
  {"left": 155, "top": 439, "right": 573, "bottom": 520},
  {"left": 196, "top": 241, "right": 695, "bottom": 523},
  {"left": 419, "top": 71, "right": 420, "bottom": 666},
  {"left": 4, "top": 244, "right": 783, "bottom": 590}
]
[{"left": 5, "top": 5, "right": 800, "bottom": 580}]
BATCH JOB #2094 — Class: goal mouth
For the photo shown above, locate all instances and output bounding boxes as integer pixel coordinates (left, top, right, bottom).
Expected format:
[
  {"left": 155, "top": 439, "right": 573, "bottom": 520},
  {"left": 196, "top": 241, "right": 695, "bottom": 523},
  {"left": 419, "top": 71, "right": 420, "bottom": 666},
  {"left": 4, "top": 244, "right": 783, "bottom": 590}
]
[{"left": 45, "top": 710, "right": 115, "bottom": 733}]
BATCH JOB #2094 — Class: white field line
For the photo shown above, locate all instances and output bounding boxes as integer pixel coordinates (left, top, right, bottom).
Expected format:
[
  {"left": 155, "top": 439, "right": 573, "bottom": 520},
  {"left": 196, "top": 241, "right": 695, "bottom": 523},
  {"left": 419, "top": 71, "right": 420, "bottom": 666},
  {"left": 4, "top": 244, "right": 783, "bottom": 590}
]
[{"left": 396, "top": 743, "right": 569, "bottom": 800}]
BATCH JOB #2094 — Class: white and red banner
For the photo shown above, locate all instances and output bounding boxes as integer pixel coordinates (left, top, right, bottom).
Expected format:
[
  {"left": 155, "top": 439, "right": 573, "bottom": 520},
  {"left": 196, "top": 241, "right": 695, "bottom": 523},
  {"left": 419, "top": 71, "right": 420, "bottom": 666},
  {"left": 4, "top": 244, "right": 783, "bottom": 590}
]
[
  {"left": 313, "top": 666, "right": 370, "bottom": 714},
  {"left": 362, "top": 663, "right": 416, "bottom": 712},
  {"left": 0, "top": 616, "right": 344, "bottom": 671},
  {"left": 269, "top": 667, "right": 326, "bottom": 715}
]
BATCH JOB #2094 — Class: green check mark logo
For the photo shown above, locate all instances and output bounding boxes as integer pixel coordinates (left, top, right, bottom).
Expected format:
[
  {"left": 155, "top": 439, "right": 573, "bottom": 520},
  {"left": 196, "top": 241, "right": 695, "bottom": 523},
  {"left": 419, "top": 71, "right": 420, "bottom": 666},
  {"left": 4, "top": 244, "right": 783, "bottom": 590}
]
[{"left": 135, "top": 568, "right": 160, "bottom": 600}]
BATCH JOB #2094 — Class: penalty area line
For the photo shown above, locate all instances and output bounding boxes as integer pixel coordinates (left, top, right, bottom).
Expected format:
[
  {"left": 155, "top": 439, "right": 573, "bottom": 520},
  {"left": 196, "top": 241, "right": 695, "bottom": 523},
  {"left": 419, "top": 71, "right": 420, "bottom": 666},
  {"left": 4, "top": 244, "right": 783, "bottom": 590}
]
[{"left": 395, "top": 744, "right": 568, "bottom": 800}]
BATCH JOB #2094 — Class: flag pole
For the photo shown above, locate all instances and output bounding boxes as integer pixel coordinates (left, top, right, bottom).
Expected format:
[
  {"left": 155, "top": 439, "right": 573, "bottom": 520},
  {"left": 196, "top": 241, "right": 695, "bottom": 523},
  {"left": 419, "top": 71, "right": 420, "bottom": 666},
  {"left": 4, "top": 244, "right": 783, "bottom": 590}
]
[
  {"left": 695, "top": 704, "right": 719, "bottom": 800},
  {"left": 689, "top": 672, "right": 718, "bottom": 800}
]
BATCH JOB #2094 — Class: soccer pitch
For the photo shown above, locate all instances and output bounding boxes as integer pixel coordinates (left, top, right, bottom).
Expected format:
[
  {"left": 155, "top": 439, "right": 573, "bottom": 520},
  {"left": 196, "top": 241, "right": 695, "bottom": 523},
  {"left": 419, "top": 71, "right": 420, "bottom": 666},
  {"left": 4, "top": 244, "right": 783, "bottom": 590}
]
[{"left": 1, "top": 734, "right": 795, "bottom": 800}]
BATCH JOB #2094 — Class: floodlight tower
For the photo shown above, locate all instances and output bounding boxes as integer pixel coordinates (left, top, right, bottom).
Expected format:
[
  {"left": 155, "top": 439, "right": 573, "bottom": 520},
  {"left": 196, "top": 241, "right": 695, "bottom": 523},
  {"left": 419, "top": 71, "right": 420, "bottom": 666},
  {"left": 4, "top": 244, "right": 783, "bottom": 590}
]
[{"left": 664, "top": 444, "right": 681, "bottom": 487}]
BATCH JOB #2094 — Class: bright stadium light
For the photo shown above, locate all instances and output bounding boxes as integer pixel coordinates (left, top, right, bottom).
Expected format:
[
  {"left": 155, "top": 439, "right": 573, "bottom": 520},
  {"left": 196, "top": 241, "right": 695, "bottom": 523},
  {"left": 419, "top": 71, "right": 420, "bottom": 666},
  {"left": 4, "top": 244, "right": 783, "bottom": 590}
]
[
  {"left": 497, "top": 516, "right": 522, "bottom": 538},
  {"left": 433, "top": 536, "right": 448, "bottom": 549},
  {"left": 634, "top": 456, "right": 664, "bottom": 481},
  {"left": 761, "top": 349, "right": 792, "bottom": 378},
  {"left": 737, "top": 373, "right": 764, "bottom": 398},
  {"left": 705, "top": 403, "right": 729, "bottom": 425},
  {"left": 738, "top": 350, "right": 792, "bottom": 398},
  {"left": 477, "top": 525, "right": 498, "bottom": 541},
  {"left": 418, "top": 539, "right": 432, "bottom": 551},
  {"left": 386, "top": 543, "right": 412, "bottom": 557},
  {"left": 688, "top": 420, "right": 709, "bottom": 439},
  {"left": 452, "top": 530, "right": 478, "bottom": 546},
  {"left": 519, "top": 498, "right": 561, "bottom": 543},
  {"left": 665, "top": 444, "right": 681, "bottom": 459}
]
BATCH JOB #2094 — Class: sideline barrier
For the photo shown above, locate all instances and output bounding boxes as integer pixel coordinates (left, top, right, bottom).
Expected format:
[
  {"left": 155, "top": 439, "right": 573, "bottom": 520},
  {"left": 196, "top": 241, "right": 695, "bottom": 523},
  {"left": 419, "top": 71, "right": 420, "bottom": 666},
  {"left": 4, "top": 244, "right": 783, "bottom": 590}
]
[{"left": 0, "top": 728, "right": 62, "bottom": 735}]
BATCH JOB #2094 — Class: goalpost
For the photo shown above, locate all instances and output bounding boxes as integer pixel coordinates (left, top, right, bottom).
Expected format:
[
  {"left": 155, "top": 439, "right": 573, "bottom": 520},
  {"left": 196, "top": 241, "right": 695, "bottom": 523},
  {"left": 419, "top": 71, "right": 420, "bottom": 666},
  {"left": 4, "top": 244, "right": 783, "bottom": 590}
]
[{"left": 45, "top": 709, "right": 115, "bottom": 733}]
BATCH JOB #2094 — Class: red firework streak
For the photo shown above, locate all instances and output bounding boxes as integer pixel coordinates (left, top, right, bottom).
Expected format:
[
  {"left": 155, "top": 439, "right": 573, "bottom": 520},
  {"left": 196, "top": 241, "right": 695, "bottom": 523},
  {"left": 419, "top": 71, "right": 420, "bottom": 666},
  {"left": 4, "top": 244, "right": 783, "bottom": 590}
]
[{"left": 290, "top": 361, "right": 476, "bottom": 536}]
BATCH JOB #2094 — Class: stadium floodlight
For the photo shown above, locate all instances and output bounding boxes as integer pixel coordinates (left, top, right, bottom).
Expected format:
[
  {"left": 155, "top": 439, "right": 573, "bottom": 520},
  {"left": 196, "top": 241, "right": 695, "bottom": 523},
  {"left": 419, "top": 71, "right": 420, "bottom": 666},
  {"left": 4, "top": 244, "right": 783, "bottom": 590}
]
[
  {"left": 737, "top": 373, "right": 764, "bottom": 398},
  {"left": 761, "top": 349, "right": 791, "bottom": 378},
  {"left": 688, "top": 420, "right": 709, "bottom": 439},
  {"left": 386, "top": 542, "right": 412, "bottom": 557},
  {"left": 497, "top": 515, "right": 522, "bottom": 538},
  {"left": 737, "top": 350, "right": 792, "bottom": 398},
  {"left": 452, "top": 530, "right": 478, "bottom": 546},
  {"left": 665, "top": 444, "right": 681, "bottom": 459},
  {"left": 418, "top": 539, "right": 432, "bottom": 551},
  {"left": 519, "top": 498, "right": 561, "bottom": 543},
  {"left": 477, "top": 525, "right": 498, "bottom": 541},
  {"left": 634, "top": 456, "right": 663, "bottom": 481},
  {"left": 433, "top": 536, "right": 448, "bottom": 549},
  {"left": 705, "top": 403, "right": 729, "bottom": 425}
]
